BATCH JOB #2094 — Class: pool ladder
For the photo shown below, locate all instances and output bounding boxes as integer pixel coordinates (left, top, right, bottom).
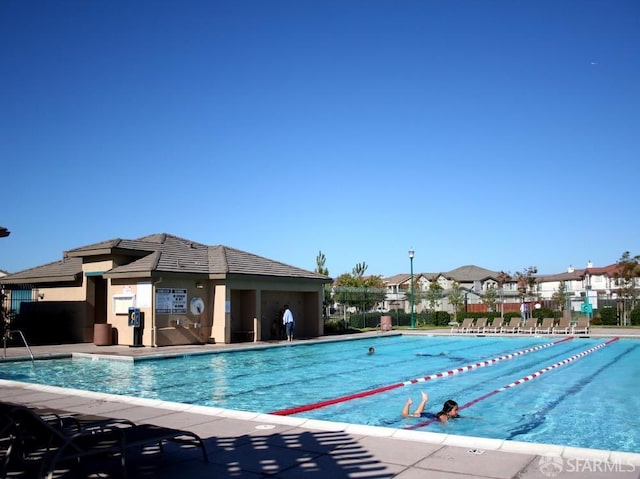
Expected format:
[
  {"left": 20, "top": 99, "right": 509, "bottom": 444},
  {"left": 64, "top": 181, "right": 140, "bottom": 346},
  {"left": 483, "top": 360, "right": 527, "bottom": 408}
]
[{"left": 2, "top": 329, "right": 35, "bottom": 364}]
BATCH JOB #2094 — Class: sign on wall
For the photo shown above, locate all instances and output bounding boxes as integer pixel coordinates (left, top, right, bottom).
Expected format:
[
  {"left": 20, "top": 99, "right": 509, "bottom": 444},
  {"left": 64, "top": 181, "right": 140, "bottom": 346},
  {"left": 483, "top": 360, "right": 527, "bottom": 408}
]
[{"left": 156, "top": 288, "right": 188, "bottom": 314}]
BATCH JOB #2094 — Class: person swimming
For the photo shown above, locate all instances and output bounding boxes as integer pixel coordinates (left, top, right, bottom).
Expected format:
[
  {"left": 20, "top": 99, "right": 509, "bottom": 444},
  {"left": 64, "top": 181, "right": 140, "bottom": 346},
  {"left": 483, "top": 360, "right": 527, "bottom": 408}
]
[
  {"left": 434, "top": 399, "right": 459, "bottom": 422},
  {"left": 368, "top": 347, "right": 375, "bottom": 355},
  {"left": 401, "top": 392, "right": 459, "bottom": 422}
]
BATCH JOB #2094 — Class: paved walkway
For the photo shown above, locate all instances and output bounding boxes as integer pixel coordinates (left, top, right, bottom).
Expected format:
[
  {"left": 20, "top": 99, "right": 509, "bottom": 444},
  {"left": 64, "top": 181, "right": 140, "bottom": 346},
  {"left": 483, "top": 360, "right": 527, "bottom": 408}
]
[{"left": 2, "top": 329, "right": 639, "bottom": 478}]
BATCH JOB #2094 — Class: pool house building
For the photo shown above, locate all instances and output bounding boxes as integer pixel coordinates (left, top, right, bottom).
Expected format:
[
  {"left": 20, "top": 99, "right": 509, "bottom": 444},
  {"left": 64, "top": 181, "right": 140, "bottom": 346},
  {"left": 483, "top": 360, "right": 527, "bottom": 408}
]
[{"left": 0, "top": 233, "right": 331, "bottom": 347}]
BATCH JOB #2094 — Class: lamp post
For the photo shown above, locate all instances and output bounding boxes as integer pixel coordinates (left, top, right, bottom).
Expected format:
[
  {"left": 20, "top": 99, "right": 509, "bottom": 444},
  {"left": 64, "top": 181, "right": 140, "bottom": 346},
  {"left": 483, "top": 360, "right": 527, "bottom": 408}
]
[{"left": 409, "top": 248, "right": 415, "bottom": 328}]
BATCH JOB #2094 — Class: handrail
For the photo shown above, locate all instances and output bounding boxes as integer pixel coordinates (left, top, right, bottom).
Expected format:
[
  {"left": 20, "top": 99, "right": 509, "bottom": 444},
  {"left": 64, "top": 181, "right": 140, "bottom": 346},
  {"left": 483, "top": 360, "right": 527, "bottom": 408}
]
[{"left": 2, "top": 329, "right": 35, "bottom": 364}]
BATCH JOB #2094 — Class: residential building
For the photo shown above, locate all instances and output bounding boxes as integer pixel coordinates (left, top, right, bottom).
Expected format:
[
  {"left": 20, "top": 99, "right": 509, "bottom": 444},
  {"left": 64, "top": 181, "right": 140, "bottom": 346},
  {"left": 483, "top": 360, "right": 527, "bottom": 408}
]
[{"left": 383, "top": 261, "right": 637, "bottom": 318}]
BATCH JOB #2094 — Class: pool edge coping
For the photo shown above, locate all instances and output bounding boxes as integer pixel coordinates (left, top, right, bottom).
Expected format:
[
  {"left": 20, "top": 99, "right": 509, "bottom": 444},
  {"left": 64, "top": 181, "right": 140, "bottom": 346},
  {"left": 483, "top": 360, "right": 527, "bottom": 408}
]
[{"left": 2, "top": 377, "right": 639, "bottom": 465}]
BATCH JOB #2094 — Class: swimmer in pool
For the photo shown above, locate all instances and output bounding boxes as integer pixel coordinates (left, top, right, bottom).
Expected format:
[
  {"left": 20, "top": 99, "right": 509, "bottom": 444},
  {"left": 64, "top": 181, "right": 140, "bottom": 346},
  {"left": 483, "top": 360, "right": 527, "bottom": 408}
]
[
  {"left": 401, "top": 392, "right": 459, "bottom": 422},
  {"left": 401, "top": 391, "right": 429, "bottom": 417},
  {"left": 368, "top": 347, "right": 375, "bottom": 355}
]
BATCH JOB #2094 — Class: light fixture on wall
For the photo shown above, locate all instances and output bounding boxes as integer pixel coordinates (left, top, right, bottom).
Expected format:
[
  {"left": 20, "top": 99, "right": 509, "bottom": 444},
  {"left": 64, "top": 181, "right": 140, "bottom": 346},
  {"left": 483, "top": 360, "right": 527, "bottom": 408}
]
[
  {"left": 38, "top": 293, "right": 45, "bottom": 300},
  {"left": 196, "top": 282, "right": 204, "bottom": 289}
]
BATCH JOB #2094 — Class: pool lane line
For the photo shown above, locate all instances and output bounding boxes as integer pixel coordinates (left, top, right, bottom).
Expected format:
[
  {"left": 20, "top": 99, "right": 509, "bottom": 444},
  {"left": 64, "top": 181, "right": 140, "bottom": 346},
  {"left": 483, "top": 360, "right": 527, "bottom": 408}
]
[
  {"left": 269, "top": 336, "right": 574, "bottom": 416},
  {"left": 405, "top": 336, "right": 620, "bottom": 430},
  {"left": 505, "top": 341, "right": 637, "bottom": 441}
]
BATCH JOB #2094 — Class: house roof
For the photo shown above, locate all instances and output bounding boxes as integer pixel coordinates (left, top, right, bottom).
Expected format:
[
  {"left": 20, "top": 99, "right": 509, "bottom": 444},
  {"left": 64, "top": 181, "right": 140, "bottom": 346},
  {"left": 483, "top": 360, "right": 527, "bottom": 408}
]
[
  {"left": 443, "top": 265, "right": 500, "bottom": 281},
  {"left": 0, "top": 257, "right": 83, "bottom": 284},
  {"left": 535, "top": 263, "right": 620, "bottom": 283},
  {"left": 0, "top": 233, "right": 330, "bottom": 284},
  {"left": 384, "top": 265, "right": 500, "bottom": 284},
  {"left": 382, "top": 273, "right": 412, "bottom": 285}
]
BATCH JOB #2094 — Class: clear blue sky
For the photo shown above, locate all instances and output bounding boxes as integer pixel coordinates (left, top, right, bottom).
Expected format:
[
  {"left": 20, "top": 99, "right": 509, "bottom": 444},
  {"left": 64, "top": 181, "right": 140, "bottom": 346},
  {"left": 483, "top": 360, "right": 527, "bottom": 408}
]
[{"left": 1, "top": 0, "right": 639, "bottom": 278}]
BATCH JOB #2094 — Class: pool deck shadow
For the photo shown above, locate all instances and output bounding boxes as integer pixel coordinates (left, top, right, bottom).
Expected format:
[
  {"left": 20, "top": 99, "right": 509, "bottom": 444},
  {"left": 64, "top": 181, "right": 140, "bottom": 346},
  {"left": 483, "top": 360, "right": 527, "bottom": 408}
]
[{"left": 1, "top": 329, "right": 640, "bottom": 478}]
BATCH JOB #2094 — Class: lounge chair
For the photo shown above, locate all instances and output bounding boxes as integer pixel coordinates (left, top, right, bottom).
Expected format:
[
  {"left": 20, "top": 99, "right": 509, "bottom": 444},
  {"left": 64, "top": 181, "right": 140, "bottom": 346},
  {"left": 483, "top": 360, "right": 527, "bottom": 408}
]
[
  {"left": 573, "top": 317, "right": 590, "bottom": 335},
  {"left": 0, "top": 401, "right": 135, "bottom": 435},
  {"left": 552, "top": 317, "right": 572, "bottom": 334},
  {"left": 3, "top": 403, "right": 208, "bottom": 479},
  {"left": 535, "top": 317, "right": 556, "bottom": 334},
  {"left": 518, "top": 318, "right": 539, "bottom": 334},
  {"left": 452, "top": 317, "right": 474, "bottom": 333},
  {"left": 501, "top": 317, "right": 521, "bottom": 333},
  {"left": 485, "top": 317, "right": 504, "bottom": 333},
  {"left": 468, "top": 317, "right": 488, "bottom": 334}
]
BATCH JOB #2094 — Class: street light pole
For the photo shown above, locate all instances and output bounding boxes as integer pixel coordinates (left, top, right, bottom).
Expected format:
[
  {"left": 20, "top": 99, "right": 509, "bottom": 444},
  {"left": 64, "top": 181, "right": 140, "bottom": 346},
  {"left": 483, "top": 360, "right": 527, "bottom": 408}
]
[{"left": 409, "top": 248, "right": 415, "bottom": 328}]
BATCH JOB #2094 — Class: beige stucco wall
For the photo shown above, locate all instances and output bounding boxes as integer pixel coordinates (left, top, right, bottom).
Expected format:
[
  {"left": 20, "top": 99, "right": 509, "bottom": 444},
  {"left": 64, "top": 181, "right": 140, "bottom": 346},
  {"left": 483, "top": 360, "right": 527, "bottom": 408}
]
[
  {"left": 82, "top": 259, "right": 114, "bottom": 275},
  {"left": 152, "top": 277, "right": 213, "bottom": 347},
  {"left": 37, "top": 281, "right": 86, "bottom": 302},
  {"left": 107, "top": 276, "right": 211, "bottom": 347},
  {"left": 210, "top": 283, "right": 229, "bottom": 344},
  {"left": 107, "top": 279, "right": 145, "bottom": 346}
]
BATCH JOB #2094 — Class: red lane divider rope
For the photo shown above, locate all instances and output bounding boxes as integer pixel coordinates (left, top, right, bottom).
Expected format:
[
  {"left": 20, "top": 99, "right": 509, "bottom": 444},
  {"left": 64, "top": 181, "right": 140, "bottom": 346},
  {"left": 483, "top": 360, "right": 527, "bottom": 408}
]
[
  {"left": 270, "top": 336, "right": 574, "bottom": 416},
  {"left": 405, "top": 337, "right": 620, "bottom": 430}
]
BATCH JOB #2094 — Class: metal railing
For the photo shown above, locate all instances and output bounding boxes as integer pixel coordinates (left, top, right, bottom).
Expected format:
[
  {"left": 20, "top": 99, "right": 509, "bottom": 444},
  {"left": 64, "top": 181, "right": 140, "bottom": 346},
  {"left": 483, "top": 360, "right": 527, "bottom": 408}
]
[{"left": 2, "top": 329, "right": 34, "bottom": 364}]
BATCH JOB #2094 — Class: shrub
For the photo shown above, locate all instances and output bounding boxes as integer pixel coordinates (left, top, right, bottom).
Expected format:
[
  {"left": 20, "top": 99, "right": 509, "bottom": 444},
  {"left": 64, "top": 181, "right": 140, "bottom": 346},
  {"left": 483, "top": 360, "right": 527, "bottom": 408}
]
[
  {"left": 629, "top": 307, "right": 640, "bottom": 326},
  {"left": 599, "top": 307, "right": 618, "bottom": 325},
  {"left": 324, "top": 319, "right": 346, "bottom": 334},
  {"left": 433, "top": 311, "right": 451, "bottom": 326},
  {"left": 532, "top": 307, "right": 556, "bottom": 320},
  {"left": 504, "top": 311, "right": 521, "bottom": 321}
]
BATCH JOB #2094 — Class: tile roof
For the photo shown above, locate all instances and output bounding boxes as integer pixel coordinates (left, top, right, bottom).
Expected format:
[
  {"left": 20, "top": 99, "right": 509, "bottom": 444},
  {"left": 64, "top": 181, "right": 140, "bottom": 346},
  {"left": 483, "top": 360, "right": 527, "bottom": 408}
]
[
  {"left": 444, "top": 265, "right": 500, "bottom": 281},
  {"left": 0, "top": 233, "right": 329, "bottom": 284},
  {"left": 536, "top": 264, "right": 620, "bottom": 282},
  {"left": 384, "top": 265, "right": 500, "bottom": 284},
  {"left": 0, "top": 257, "right": 83, "bottom": 284}
]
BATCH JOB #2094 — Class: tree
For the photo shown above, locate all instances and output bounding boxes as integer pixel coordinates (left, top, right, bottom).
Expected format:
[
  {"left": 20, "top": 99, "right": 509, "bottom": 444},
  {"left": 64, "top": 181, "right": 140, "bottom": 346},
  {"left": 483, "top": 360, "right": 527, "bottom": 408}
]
[
  {"left": 333, "top": 267, "right": 386, "bottom": 313},
  {"left": 315, "top": 250, "right": 331, "bottom": 317},
  {"left": 352, "top": 262, "right": 368, "bottom": 278},
  {"left": 406, "top": 276, "right": 428, "bottom": 310},
  {"left": 447, "top": 281, "right": 465, "bottom": 323},
  {"left": 425, "top": 281, "right": 444, "bottom": 314},
  {"left": 515, "top": 266, "right": 538, "bottom": 299},
  {"left": 481, "top": 285, "right": 498, "bottom": 312},
  {"left": 315, "top": 251, "right": 329, "bottom": 276},
  {"left": 551, "top": 281, "right": 567, "bottom": 313},
  {"left": 496, "top": 271, "right": 511, "bottom": 317},
  {"left": 614, "top": 251, "right": 640, "bottom": 324}
]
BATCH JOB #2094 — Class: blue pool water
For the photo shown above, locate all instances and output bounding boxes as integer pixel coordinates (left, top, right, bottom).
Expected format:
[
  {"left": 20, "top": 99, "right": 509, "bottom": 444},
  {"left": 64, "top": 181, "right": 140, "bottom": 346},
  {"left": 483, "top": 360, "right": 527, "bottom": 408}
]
[{"left": 1, "top": 335, "right": 639, "bottom": 453}]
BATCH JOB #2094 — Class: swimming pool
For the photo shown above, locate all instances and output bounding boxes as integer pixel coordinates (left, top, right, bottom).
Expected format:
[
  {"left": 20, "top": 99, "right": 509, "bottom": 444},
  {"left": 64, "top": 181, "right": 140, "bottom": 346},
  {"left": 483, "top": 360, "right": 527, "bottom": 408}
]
[{"left": 1, "top": 335, "right": 639, "bottom": 453}]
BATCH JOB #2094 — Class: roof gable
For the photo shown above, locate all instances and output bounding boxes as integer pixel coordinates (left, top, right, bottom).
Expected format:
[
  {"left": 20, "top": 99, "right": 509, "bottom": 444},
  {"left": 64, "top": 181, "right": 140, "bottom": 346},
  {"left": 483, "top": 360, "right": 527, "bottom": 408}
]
[{"left": 444, "top": 265, "right": 500, "bottom": 281}]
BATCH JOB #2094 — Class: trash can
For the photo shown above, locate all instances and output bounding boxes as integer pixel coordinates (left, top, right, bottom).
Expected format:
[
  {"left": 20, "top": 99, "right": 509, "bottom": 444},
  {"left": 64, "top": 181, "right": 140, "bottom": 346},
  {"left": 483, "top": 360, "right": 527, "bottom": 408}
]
[
  {"left": 94, "top": 323, "right": 113, "bottom": 346},
  {"left": 380, "top": 315, "right": 393, "bottom": 332}
]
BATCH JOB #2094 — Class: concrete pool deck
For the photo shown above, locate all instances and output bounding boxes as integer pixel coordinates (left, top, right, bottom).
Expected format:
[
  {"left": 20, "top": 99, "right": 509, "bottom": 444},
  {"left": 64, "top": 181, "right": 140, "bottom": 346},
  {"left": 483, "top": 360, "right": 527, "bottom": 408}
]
[{"left": 2, "top": 328, "right": 640, "bottom": 478}]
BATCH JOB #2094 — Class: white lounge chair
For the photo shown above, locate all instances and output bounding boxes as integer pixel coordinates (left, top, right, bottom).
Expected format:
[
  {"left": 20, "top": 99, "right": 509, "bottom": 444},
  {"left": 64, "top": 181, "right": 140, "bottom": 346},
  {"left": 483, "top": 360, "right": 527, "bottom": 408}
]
[
  {"left": 502, "top": 317, "right": 521, "bottom": 333},
  {"left": 572, "top": 317, "right": 590, "bottom": 335},
  {"left": 452, "top": 317, "right": 474, "bottom": 333},
  {"left": 552, "top": 317, "right": 572, "bottom": 334},
  {"left": 468, "top": 317, "right": 488, "bottom": 334},
  {"left": 518, "top": 318, "right": 539, "bottom": 334},
  {"left": 485, "top": 317, "right": 504, "bottom": 333},
  {"left": 535, "top": 317, "right": 555, "bottom": 334}
]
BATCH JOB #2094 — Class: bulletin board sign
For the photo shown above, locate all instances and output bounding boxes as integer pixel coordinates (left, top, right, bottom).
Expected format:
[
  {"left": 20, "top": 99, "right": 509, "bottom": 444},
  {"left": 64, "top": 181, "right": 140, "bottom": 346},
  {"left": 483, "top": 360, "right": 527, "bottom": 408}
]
[
  {"left": 156, "top": 288, "right": 188, "bottom": 314},
  {"left": 113, "top": 294, "right": 136, "bottom": 315}
]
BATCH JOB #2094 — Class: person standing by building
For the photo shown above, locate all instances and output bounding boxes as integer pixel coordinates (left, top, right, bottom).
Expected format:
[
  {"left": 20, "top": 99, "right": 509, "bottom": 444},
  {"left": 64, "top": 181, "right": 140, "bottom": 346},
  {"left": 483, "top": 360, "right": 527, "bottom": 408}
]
[{"left": 282, "top": 305, "right": 295, "bottom": 342}]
